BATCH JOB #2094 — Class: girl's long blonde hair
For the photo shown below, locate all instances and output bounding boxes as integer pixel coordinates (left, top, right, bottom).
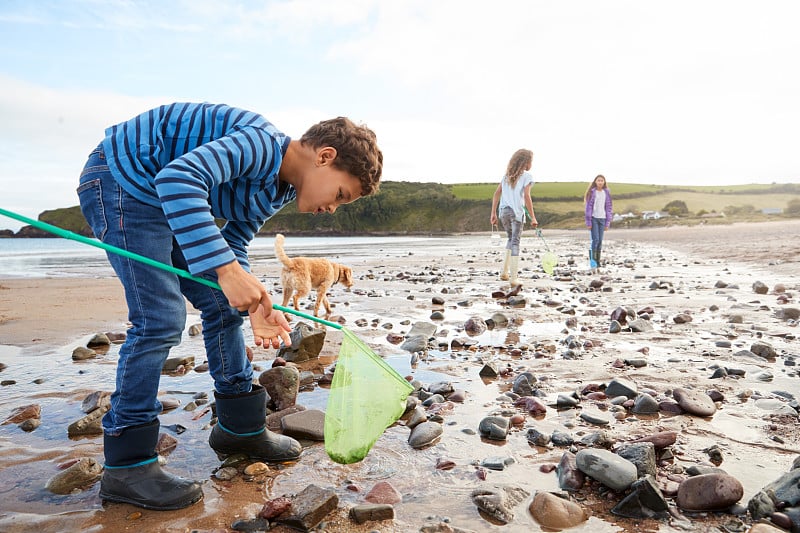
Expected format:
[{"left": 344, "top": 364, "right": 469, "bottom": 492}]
[
  {"left": 505, "top": 149, "right": 533, "bottom": 188},
  {"left": 584, "top": 174, "right": 607, "bottom": 202}
]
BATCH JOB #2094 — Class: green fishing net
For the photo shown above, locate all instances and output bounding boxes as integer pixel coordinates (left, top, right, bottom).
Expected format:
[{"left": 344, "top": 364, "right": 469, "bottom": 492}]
[
  {"left": 324, "top": 329, "right": 414, "bottom": 464},
  {"left": 542, "top": 251, "right": 558, "bottom": 275}
]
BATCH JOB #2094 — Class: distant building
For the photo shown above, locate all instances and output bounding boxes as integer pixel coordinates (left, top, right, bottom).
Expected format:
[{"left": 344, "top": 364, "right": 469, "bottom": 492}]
[
  {"left": 641, "top": 211, "right": 667, "bottom": 220},
  {"left": 612, "top": 212, "right": 637, "bottom": 222},
  {"left": 761, "top": 207, "right": 783, "bottom": 215}
]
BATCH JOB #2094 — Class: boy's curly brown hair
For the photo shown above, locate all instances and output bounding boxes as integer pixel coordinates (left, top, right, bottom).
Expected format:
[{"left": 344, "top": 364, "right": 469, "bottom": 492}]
[{"left": 299, "top": 117, "right": 383, "bottom": 197}]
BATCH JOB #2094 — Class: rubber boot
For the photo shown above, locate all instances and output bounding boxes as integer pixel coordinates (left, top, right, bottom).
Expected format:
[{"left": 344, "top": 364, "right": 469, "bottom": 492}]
[
  {"left": 509, "top": 256, "right": 520, "bottom": 286},
  {"left": 589, "top": 248, "right": 597, "bottom": 270},
  {"left": 100, "top": 420, "right": 203, "bottom": 510},
  {"left": 499, "top": 249, "right": 511, "bottom": 281},
  {"left": 595, "top": 249, "right": 602, "bottom": 273},
  {"left": 209, "top": 385, "right": 302, "bottom": 462}
]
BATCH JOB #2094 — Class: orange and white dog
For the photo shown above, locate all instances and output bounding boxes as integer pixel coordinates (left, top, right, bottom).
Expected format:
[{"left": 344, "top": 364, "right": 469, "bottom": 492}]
[{"left": 274, "top": 234, "right": 353, "bottom": 317}]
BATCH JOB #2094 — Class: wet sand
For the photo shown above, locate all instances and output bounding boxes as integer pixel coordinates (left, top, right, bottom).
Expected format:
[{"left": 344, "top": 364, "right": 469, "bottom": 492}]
[{"left": 0, "top": 220, "right": 799, "bottom": 532}]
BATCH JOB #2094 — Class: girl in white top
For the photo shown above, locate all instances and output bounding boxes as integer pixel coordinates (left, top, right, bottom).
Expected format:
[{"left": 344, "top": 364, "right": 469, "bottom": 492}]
[{"left": 490, "top": 149, "right": 538, "bottom": 285}]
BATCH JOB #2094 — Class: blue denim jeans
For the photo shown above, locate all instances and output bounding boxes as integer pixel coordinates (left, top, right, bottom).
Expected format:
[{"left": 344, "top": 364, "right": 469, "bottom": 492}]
[
  {"left": 77, "top": 145, "right": 253, "bottom": 435},
  {"left": 590, "top": 217, "right": 606, "bottom": 251},
  {"left": 499, "top": 207, "right": 522, "bottom": 256}
]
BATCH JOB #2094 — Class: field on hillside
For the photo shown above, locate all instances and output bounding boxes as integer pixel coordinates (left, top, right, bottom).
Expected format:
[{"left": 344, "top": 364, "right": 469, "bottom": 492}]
[
  {"left": 452, "top": 182, "right": 800, "bottom": 216},
  {"left": 452, "top": 182, "right": 667, "bottom": 200}
]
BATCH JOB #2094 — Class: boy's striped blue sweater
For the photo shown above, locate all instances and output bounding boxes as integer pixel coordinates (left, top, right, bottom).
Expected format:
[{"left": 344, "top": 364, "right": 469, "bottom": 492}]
[{"left": 102, "top": 102, "right": 295, "bottom": 275}]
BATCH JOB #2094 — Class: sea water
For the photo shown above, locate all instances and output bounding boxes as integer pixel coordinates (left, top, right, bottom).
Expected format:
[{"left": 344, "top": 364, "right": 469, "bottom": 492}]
[{"left": 0, "top": 235, "right": 455, "bottom": 279}]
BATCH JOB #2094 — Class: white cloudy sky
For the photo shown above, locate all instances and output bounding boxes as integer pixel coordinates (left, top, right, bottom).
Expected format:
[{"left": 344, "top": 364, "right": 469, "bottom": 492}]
[{"left": 1, "top": 0, "right": 799, "bottom": 230}]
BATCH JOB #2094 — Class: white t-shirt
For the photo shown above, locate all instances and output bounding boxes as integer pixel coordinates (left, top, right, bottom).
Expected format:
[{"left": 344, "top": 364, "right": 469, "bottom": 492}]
[
  {"left": 498, "top": 171, "right": 534, "bottom": 222},
  {"left": 593, "top": 189, "right": 606, "bottom": 219}
]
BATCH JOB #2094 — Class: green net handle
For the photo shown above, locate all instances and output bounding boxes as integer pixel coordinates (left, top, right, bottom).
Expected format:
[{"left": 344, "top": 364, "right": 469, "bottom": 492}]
[{"left": 0, "top": 207, "right": 341, "bottom": 329}]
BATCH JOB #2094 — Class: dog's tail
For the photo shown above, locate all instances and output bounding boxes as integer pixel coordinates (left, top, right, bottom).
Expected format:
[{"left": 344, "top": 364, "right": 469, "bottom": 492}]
[{"left": 274, "top": 233, "right": 293, "bottom": 268}]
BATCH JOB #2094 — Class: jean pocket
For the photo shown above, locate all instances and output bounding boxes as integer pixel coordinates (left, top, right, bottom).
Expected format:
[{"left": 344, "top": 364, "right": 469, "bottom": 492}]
[{"left": 77, "top": 178, "right": 108, "bottom": 240}]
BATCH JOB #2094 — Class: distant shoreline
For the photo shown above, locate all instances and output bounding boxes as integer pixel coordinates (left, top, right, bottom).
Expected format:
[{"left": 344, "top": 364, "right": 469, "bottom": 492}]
[{"left": 1, "top": 216, "right": 797, "bottom": 239}]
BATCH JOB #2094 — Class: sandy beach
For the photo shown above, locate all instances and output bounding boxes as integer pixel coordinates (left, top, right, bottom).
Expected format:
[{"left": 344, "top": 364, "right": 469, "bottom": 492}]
[{"left": 0, "top": 220, "right": 799, "bottom": 532}]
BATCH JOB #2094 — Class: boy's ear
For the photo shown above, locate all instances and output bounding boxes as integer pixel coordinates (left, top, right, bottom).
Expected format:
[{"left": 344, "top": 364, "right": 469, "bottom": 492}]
[{"left": 316, "top": 147, "right": 337, "bottom": 166}]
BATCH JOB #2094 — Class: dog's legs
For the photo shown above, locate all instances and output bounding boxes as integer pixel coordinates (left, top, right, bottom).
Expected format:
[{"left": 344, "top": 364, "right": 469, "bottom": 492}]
[
  {"left": 315, "top": 285, "right": 333, "bottom": 317},
  {"left": 282, "top": 288, "right": 293, "bottom": 309},
  {"left": 292, "top": 293, "right": 302, "bottom": 312}
]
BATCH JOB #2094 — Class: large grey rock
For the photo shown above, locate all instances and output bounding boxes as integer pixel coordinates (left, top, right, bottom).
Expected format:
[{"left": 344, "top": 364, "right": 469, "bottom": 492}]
[
  {"left": 277, "top": 322, "right": 326, "bottom": 362},
  {"left": 259, "top": 365, "right": 300, "bottom": 410},
  {"left": 575, "top": 449, "right": 637, "bottom": 491}
]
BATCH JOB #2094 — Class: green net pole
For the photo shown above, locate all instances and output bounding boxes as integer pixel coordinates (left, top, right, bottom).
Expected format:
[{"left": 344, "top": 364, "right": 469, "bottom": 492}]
[{"left": 0, "top": 207, "right": 341, "bottom": 329}]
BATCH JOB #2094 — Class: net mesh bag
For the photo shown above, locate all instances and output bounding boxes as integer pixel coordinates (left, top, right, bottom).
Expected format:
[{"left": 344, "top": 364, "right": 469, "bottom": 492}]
[
  {"left": 542, "top": 251, "right": 558, "bottom": 275},
  {"left": 324, "top": 329, "right": 414, "bottom": 464}
]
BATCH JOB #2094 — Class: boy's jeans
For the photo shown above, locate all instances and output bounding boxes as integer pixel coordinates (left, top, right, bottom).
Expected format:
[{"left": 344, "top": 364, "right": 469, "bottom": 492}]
[
  {"left": 499, "top": 207, "right": 522, "bottom": 256},
  {"left": 590, "top": 217, "right": 606, "bottom": 251},
  {"left": 77, "top": 145, "right": 253, "bottom": 435}
]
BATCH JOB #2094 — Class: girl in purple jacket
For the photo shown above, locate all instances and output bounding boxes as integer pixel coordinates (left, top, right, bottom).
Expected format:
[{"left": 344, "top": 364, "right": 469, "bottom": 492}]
[{"left": 584, "top": 174, "right": 613, "bottom": 271}]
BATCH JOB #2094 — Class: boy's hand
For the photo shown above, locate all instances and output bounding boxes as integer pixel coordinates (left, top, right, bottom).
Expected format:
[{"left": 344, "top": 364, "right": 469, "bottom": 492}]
[
  {"left": 490, "top": 213, "right": 498, "bottom": 225},
  {"left": 249, "top": 305, "right": 292, "bottom": 349},
  {"left": 216, "top": 261, "right": 271, "bottom": 314}
]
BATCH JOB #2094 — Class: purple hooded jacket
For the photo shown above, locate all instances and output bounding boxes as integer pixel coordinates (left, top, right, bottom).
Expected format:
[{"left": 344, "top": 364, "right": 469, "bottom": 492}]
[{"left": 585, "top": 187, "right": 613, "bottom": 229}]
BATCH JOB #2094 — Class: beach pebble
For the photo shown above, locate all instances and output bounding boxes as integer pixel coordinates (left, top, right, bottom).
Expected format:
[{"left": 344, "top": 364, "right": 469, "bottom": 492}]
[
  {"left": 464, "top": 317, "right": 487, "bottom": 336},
  {"left": 71, "top": 346, "right": 97, "bottom": 361},
  {"left": 605, "top": 378, "right": 637, "bottom": 399},
  {"left": 3, "top": 404, "right": 40, "bottom": 425},
  {"left": 45, "top": 457, "right": 102, "bottom": 494},
  {"left": 409, "top": 421, "right": 442, "bottom": 448},
  {"left": 557, "top": 452, "right": 585, "bottom": 491},
  {"left": 575, "top": 449, "right": 638, "bottom": 491},
  {"left": 632, "top": 431, "right": 677, "bottom": 449},
  {"left": 752, "top": 281, "right": 769, "bottom": 294},
  {"left": 673, "top": 387, "right": 717, "bottom": 417},
  {"left": 478, "top": 416, "right": 509, "bottom": 440},
  {"left": 676, "top": 473, "right": 744, "bottom": 511},
  {"left": 86, "top": 333, "right": 110, "bottom": 347},
  {"left": 579, "top": 408, "right": 611, "bottom": 426},
  {"left": 365, "top": 481, "right": 402, "bottom": 504},
  {"left": 528, "top": 491, "right": 588, "bottom": 529},
  {"left": 631, "top": 393, "right": 659, "bottom": 414},
  {"left": 749, "top": 524, "right": 789, "bottom": 533},
  {"left": 350, "top": 503, "right": 395, "bottom": 524},
  {"left": 470, "top": 485, "right": 529, "bottom": 525}
]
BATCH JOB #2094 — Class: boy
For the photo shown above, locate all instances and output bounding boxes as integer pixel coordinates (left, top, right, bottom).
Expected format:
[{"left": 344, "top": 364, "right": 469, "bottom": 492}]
[{"left": 77, "top": 102, "right": 383, "bottom": 510}]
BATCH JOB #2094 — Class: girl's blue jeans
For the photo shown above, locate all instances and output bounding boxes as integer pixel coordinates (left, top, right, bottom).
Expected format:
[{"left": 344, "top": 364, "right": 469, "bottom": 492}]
[
  {"left": 77, "top": 145, "right": 253, "bottom": 435},
  {"left": 590, "top": 217, "right": 606, "bottom": 251},
  {"left": 499, "top": 207, "right": 522, "bottom": 256}
]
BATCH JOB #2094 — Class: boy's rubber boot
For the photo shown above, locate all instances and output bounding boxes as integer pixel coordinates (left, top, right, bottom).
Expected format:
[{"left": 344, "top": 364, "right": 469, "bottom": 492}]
[
  {"left": 209, "top": 385, "right": 302, "bottom": 462},
  {"left": 509, "top": 256, "right": 520, "bottom": 286},
  {"left": 100, "top": 419, "right": 203, "bottom": 510},
  {"left": 500, "top": 249, "right": 511, "bottom": 281},
  {"left": 589, "top": 249, "right": 597, "bottom": 270}
]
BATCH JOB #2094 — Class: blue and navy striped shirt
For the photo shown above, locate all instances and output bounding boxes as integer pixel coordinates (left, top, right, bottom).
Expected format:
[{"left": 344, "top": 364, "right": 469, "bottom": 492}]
[{"left": 102, "top": 102, "right": 296, "bottom": 275}]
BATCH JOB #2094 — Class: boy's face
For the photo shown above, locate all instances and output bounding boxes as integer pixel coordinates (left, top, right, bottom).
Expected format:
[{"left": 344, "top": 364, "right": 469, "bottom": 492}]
[{"left": 294, "top": 148, "right": 363, "bottom": 214}]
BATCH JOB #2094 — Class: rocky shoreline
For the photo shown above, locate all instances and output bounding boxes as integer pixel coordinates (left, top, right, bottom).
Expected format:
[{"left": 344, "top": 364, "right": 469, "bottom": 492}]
[{"left": 0, "top": 221, "right": 799, "bottom": 532}]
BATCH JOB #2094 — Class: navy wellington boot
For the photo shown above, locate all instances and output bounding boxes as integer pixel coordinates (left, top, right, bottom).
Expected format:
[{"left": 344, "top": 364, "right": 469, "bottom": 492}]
[
  {"left": 208, "top": 385, "right": 302, "bottom": 462},
  {"left": 100, "top": 420, "right": 203, "bottom": 510}
]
